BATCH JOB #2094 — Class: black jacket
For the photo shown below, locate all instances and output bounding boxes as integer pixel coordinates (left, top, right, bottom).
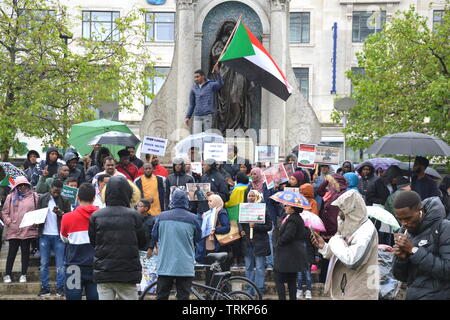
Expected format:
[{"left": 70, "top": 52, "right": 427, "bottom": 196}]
[
  {"left": 135, "top": 175, "right": 165, "bottom": 211},
  {"left": 393, "top": 197, "right": 450, "bottom": 300},
  {"left": 88, "top": 176, "right": 147, "bottom": 284},
  {"left": 357, "top": 161, "right": 377, "bottom": 202},
  {"left": 142, "top": 214, "right": 156, "bottom": 250},
  {"left": 196, "top": 167, "right": 230, "bottom": 214},
  {"left": 165, "top": 165, "right": 195, "bottom": 210},
  {"left": 86, "top": 165, "right": 101, "bottom": 184},
  {"left": 239, "top": 210, "right": 272, "bottom": 257},
  {"left": 366, "top": 166, "right": 402, "bottom": 206},
  {"left": 37, "top": 193, "right": 72, "bottom": 236},
  {"left": 439, "top": 176, "right": 450, "bottom": 218},
  {"left": 273, "top": 213, "right": 309, "bottom": 273}
]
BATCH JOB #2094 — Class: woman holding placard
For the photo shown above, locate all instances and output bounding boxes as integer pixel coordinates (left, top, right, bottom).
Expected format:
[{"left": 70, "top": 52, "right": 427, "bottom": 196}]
[
  {"left": 239, "top": 190, "right": 272, "bottom": 296},
  {"left": 1, "top": 176, "right": 39, "bottom": 283}
]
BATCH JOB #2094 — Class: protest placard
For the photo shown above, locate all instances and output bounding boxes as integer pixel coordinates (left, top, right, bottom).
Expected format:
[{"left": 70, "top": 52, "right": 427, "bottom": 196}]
[
  {"left": 284, "top": 163, "right": 294, "bottom": 178},
  {"left": 255, "top": 146, "right": 279, "bottom": 163},
  {"left": 19, "top": 208, "right": 48, "bottom": 228},
  {"left": 201, "top": 208, "right": 217, "bottom": 239},
  {"left": 297, "top": 144, "right": 317, "bottom": 169},
  {"left": 141, "top": 136, "right": 168, "bottom": 157},
  {"left": 204, "top": 143, "right": 228, "bottom": 162},
  {"left": 239, "top": 203, "right": 266, "bottom": 224},
  {"left": 190, "top": 162, "right": 202, "bottom": 175},
  {"left": 263, "top": 164, "right": 288, "bottom": 189},
  {"left": 186, "top": 183, "right": 211, "bottom": 201},
  {"left": 62, "top": 185, "right": 78, "bottom": 205},
  {"left": 284, "top": 187, "right": 300, "bottom": 193},
  {"left": 315, "top": 145, "right": 341, "bottom": 165}
]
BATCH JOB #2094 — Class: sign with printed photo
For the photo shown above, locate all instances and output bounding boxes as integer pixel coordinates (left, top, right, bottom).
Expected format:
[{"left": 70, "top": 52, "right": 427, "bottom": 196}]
[
  {"left": 297, "top": 144, "right": 317, "bottom": 169},
  {"left": 262, "top": 164, "right": 288, "bottom": 189},
  {"left": 315, "top": 145, "right": 341, "bottom": 165},
  {"left": 186, "top": 183, "right": 211, "bottom": 201}
]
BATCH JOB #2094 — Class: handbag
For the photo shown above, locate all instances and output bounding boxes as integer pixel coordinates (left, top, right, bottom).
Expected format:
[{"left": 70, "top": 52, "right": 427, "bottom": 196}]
[{"left": 215, "top": 220, "right": 241, "bottom": 246}]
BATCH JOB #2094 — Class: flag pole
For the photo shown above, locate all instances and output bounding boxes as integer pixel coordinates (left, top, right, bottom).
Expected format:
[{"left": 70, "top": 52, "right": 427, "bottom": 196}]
[{"left": 212, "top": 15, "right": 243, "bottom": 73}]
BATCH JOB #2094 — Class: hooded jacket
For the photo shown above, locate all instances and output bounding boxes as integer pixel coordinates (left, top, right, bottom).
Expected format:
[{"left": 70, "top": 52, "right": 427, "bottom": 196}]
[
  {"left": 341, "top": 160, "right": 355, "bottom": 173},
  {"left": 357, "top": 161, "right": 377, "bottom": 201},
  {"left": 64, "top": 152, "right": 85, "bottom": 186},
  {"left": 300, "top": 183, "right": 319, "bottom": 215},
  {"left": 1, "top": 177, "right": 39, "bottom": 240},
  {"left": 317, "top": 174, "right": 348, "bottom": 238},
  {"left": 319, "top": 190, "right": 379, "bottom": 300},
  {"left": 439, "top": 176, "right": 450, "bottom": 218},
  {"left": 89, "top": 176, "right": 147, "bottom": 284},
  {"left": 393, "top": 197, "right": 450, "bottom": 300},
  {"left": 60, "top": 205, "right": 99, "bottom": 266},
  {"left": 165, "top": 163, "right": 195, "bottom": 210},
  {"left": 38, "top": 147, "right": 61, "bottom": 179},
  {"left": 343, "top": 172, "right": 360, "bottom": 192},
  {"left": 152, "top": 190, "right": 202, "bottom": 277},
  {"left": 366, "top": 165, "right": 403, "bottom": 206}
]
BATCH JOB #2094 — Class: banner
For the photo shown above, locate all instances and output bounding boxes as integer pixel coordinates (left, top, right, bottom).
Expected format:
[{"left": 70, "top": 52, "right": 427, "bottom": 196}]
[
  {"left": 255, "top": 146, "right": 279, "bottom": 163},
  {"left": 315, "top": 145, "right": 341, "bottom": 165},
  {"left": 141, "top": 136, "right": 168, "bottom": 156},
  {"left": 62, "top": 185, "right": 78, "bottom": 205},
  {"left": 204, "top": 143, "right": 228, "bottom": 162},
  {"left": 239, "top": 203, "right": 266, "bottom": 224},
  {"left": 297, "top": 144, "right": 317, "bottom": 169},
  {"left": 263, "top": 164, "right": 288, "bottom": 189}
]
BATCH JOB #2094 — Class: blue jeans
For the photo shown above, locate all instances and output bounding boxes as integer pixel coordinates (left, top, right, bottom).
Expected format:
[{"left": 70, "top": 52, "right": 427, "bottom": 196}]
[
  {"left": 297, "top": 270, "right": 312, "bottom": 291},
  {"left": 244, "top": 245, "right": 266, "bottom": 295},
  {"left": 65, "top": 266, "right": 98, "bottom": 300},
  {"left": 265, "top": 230, "right": 274, "bottom": 267},
  {"left": 39, "top": 235, "right": 66, "bottom": 289}
]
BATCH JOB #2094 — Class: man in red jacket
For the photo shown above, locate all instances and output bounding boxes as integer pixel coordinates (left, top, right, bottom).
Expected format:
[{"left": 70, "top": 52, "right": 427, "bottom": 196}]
[
  {"left": 116, "top": 149, "right": 139, "bottom": 181},
  {"left": 60, "top": 183, "right": 99, "bottom": 300},
  {"left": 137, "top": 154, "right": 169, "bottom": 178}
]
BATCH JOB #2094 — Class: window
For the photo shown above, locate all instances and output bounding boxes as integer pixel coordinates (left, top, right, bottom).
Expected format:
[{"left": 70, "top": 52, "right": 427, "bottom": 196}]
[
  {"left": 82, "top": 11, "right": 120, "bottom": 41},
  {"left": 18, "top": 9, "right": 56, "bottom": 30},
  {"left": 433, "top": 10, "right": 445, "bottom": 30},
  {"left": 145, "top": 12, "right": 175, "bottom": 42},
  {"left": 352, "top": 11, "right": 386, "bottom": 42},
  {"left": 144, "top": 67, "right": 170, "bottom": 106},
  {"left": 290, "top": 12, "right": 310, "bottom": 43},
  {"left": 97, "top": 101, "right": 119, "bottom": 120},
  {"left": 350, "top": 67, "right": 365, "bottom": 95},
  {"left": 293, "top": 68, "right": 309, "bottom": 100}
]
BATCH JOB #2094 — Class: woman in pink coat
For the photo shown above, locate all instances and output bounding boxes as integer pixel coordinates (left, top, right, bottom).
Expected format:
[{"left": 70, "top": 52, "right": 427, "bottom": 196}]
[{"left": 1, "top": 176, "right": 39, "bottom": 283}]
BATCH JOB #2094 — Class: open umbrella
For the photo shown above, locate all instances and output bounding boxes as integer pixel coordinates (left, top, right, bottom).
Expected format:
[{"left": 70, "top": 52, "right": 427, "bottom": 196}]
[
  {"left": 397, "top": 162, "right": 442, "bottom": 180},
  {"left": 87, "top": 131, "right": 140, "bottom": 147},
  {"left": 269, "top": 190, "right": 311, "bottom": 210},
  {"left": 300, "top": 210, "right": 326, "bottom": 232},
  {"left": 355, "top": 158, "right": 401, "bottom": 171},
  {"left": 366, "top": 132, "right": 450, "bottom": 157},
  {"left": 366, "top": 206, "right": 401, "bottom": 232},
  {"left": 68, "top": 119, "right": 136, "bottom": 158},
  {"left": 174, "top": 132, "right": 225, "bottom": 156},
  {"left": 0, "top": 162, "right": 25, "bottom": 179}
]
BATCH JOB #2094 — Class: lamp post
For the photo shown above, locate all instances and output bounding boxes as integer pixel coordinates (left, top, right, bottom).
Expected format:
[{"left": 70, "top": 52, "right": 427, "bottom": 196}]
[
  {"left": 334, "top": 97, "right": 356, "bottom": 161},
  {"left": 59, "top": 33, "right": 72, "bottom": 148}
]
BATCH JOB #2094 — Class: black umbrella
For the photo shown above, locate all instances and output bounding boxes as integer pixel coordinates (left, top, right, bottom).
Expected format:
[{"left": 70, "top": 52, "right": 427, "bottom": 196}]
[
  {"left": 397, "top": 162, "right": 442, "bottom": 180},
  {"left": 87, "top": 131, "right": 140, "bottom": 147},
  {"left": 366, "top": 132, "right": 450, "bottom": 156}
]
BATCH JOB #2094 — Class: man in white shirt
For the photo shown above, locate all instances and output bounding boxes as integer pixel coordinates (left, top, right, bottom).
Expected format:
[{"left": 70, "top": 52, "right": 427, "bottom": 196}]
[{"left": 93, "top": 174, "right": 111, "bottom": 208}]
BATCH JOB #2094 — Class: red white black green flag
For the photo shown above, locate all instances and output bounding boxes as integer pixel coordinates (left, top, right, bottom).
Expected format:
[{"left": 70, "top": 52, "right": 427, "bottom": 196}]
[{"left": 219, "top": 22, "right": 293, "bottom": 101}]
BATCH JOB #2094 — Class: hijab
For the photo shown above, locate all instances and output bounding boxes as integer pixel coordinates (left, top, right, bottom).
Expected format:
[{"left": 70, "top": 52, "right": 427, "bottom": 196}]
[
  {"left": 250, "top": 168, "right": 264, "bottom": 193},
  {"left": 248, "top": 189, "right": 263, "bottom": 203},
  {"left": 208, "top": 194, "right": 224, "bottom": 213}
]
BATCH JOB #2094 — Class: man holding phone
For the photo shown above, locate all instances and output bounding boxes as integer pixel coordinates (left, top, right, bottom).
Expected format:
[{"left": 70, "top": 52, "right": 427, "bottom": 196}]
[{"left": 37, "top": 179, "right": 71, "bottom": 297}]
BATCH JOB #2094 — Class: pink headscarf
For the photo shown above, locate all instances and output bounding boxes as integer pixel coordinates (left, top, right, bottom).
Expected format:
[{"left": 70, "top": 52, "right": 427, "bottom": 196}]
[{"left": 250, "top": 168, "right": 264, "bottom": 193}]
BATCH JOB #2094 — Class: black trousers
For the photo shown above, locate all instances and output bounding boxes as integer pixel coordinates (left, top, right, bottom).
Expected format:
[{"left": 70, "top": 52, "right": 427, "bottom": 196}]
[
  {"left": 156, "top": 276, "right": 193, "bottom": 300},
  {"left": 274, "top": 271, "right": 297, "bottom": 300},
  {"left": 5, "top": 238, "right": 32, "bottom": 276}
]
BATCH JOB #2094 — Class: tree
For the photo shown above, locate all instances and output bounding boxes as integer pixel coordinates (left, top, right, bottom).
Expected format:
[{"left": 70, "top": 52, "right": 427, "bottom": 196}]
[
  {"left": 0, "top": 0, "right": 154, "bottom": 160},
  {"left": 332, "top": 4, "right": 450, "bottom": 151}
]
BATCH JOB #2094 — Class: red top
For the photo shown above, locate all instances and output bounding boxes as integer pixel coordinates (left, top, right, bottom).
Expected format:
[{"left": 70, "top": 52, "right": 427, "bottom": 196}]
[
  {"left": 137, "top": 164, "right": 169, "bottom": 178},
  {"left": 116, "top": 162, "right": 139, "bottom": 181}
]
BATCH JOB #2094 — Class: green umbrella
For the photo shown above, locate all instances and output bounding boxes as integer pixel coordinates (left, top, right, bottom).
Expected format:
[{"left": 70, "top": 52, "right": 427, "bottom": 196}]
[{"left": 68, "top": 119, "right": 137, "bottom": 159}]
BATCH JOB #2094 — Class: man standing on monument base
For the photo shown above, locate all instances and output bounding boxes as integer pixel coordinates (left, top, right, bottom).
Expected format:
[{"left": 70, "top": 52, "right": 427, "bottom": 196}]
[{"left": 184, "top": 64, "right": 223, "bottom": 134}]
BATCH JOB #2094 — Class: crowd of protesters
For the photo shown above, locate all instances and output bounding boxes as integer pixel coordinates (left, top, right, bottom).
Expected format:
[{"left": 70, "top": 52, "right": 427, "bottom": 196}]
[{"left": 0, "top": 145, "right": 449, "bottom": 301}]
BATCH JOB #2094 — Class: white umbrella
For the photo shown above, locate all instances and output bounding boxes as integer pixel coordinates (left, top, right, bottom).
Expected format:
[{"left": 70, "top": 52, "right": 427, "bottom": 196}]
[
  {"left": 366, "top": 206, "right": 401, "bottom": 232},
  {"left": 174, "top": 132, "right": 225, "bottom": 155}
]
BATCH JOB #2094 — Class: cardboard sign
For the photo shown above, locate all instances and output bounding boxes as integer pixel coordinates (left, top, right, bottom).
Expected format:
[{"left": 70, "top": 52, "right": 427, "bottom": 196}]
[
  {"left": 62, "top": 185, "right": 78, "bottom": 205},
  {"left": 263, "top": 164, "right": 289, "bottom": 189},
  {"left": 255, "top": 146, "right": 279, "bottom": 163},
  {"left": 141, "top": 136, "right": 168, "bottom": 157},
  {"left": 297, "top": 144, "right": 317, "bottom": 169},
  {"left": 315, "top": 145, "right": 341, "bottom": 165},
  {"left": 190, "top": 162, "right": 202, "bottom": 175},
  {"left": 19, "top": 208, "right": 49, "bottom": 228},
  {"left": 204, "top": 143, "right": 228, "bottom": 162},
  {"left": 186, "top": 183, "right": 211, "bottom": 201},
  {"left": 239, "top": 203, "right": 266, "bottom": 224}
]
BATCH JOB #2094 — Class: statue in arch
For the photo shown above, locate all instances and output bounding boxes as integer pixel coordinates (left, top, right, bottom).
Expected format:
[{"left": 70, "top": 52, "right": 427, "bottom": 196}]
[{"left": 209, "top": 20, "right": 256, "bottom": 134}]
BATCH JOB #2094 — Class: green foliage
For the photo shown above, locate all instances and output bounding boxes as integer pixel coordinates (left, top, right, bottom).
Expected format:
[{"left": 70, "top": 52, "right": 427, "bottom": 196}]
[
  {"left": 0, "top": 0, "right": 155, "bottom": 160},
  {"left": 335, "top": 3, "right": 450, "bottom": 153}
]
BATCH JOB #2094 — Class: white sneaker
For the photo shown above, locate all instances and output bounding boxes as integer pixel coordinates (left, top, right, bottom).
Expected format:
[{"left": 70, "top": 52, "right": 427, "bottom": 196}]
[
  {"left": 305, "top": 290, "right": 312, "bottom": 299},
  {"left": 19, "top": 275, "right": 27, "bottom": 283},
  {"left": 3, "top": 275, "right": 11, "bottom": 283},
  {"left": 296, "top": 289, "right": 303, "bottom": 299}
]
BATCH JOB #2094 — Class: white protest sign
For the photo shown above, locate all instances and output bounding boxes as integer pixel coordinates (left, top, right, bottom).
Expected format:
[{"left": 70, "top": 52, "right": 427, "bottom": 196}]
[
  {"left": 297, "top": 144, "right": 317, "bottom": 169},
  {"left": 191, "top": 162, "right": 202, "bottom": 175},
  {"left": 141, "top": 136, "right": 168, "bottom": 157},
  {"left": 19, "top": 208, "right": 49, "bottom": 228},
  {"left": 204, "top": 143, "right": 228, "bottom": 162},
  {"left": 315, "top": 145, "right": 341, "bottom": 165},
  {"left": 239, "top": 203, "right": 266, "bottom": 224}
]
